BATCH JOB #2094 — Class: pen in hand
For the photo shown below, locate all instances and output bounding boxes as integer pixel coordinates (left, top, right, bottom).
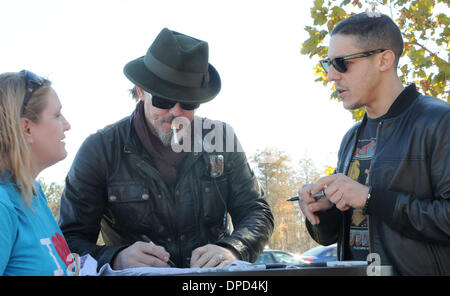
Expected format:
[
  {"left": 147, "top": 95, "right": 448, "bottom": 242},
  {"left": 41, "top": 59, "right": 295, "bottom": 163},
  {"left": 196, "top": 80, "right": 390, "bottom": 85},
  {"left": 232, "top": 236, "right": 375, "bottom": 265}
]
[
  {"left": 141, "top": 235, "right": 176, "bottom": 267},
  {"left": 287, "top": 189, "right": 326, "bottom": 202}
]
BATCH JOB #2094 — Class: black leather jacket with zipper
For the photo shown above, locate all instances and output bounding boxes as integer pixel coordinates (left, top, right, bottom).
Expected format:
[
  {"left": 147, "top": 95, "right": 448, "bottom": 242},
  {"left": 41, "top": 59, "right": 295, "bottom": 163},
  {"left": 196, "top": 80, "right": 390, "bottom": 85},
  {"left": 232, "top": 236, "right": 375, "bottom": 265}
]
[
  {"left": 306, "top": 85, "right": 450, "bottom": 275},
  {"left": 58, "top": 113, "right": 274, "bottom": 269}
]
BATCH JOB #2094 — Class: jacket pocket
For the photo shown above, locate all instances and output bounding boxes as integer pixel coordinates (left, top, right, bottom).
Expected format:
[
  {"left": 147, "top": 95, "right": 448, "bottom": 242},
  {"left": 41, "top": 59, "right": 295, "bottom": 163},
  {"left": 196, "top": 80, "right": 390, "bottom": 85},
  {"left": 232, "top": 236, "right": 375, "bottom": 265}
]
[
  {"left": 199, "top": 175, "right": 229, "bottom": 228},
  {"left": 373, "top": 156, "right": 431, "bottom": 199},
  {"left": 106, "top": 183, "right": 151, "bottom": 227}
]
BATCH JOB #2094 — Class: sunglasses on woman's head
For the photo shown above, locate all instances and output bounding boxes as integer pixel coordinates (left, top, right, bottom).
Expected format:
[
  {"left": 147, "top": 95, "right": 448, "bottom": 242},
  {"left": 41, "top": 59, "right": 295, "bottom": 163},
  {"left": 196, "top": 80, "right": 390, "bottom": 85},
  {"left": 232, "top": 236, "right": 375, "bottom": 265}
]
[
  {"left": 20, "top": 70, "right": 45, "bottom": 109},
  {"left": 150, "top": 94, "right": 200, "bottom": 110},
  {"left": 319, "top": 49, "right": 386, "bottom": 74}
]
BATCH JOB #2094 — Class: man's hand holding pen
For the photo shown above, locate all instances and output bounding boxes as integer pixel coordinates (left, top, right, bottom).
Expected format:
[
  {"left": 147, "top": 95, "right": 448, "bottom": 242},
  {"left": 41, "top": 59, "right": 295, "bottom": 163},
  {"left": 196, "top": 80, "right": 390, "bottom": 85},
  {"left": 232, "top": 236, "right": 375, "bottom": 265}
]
[
  {"left": 297, "top": 184, "right": 334, "bottom": 225},
  {"left": 112, "top": 240, "right": 174, "bottom": 270},
  {"left": 296, "top": 173, "right": 371, "bottom": 225}
]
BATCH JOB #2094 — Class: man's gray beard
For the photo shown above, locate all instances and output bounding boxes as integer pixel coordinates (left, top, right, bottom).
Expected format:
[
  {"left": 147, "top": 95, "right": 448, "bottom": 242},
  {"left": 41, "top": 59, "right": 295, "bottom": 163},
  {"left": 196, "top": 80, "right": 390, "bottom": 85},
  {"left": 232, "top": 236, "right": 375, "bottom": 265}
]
[
  {"left": 155, "top": 128, "right": 173, "bottom": 147},
  {"left": 150, "top": 116, "right": 191, "bottom": 148},
  {"left": 148, "top": 117, "right": 174, "bottom": 147}
]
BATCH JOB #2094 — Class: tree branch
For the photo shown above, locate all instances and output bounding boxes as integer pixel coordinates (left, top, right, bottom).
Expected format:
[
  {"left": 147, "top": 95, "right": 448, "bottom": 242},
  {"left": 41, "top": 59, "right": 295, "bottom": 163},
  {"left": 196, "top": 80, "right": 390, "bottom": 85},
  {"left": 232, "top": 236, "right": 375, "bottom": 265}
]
[{"left": 407, "top": 38, "right": 450, "bottom": 67}]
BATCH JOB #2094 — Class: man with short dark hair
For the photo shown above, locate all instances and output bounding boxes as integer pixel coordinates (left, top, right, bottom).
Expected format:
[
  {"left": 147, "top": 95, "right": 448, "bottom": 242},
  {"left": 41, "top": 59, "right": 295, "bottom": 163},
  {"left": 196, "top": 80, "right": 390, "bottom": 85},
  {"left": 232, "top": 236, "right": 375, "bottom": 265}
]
[
  {"left": 59, "top": 28, "right": 274, "bottom": 270},
  {"left": 297, "top": 12, "right": 450, "bottom": 275}
]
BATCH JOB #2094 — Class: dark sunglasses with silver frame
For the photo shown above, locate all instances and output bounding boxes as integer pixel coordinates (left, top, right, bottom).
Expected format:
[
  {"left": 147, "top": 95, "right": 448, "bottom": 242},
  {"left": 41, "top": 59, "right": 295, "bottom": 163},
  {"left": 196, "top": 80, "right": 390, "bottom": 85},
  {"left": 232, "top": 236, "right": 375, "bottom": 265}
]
[
  {"left": 149, "top": 93, "right": 200, "bottom": 110},
  {"left": 319, "top": 49, "right": 386, "bottom": 74},
  {"left": 20, "top": 70, "right": 45, "bottom": 113}
]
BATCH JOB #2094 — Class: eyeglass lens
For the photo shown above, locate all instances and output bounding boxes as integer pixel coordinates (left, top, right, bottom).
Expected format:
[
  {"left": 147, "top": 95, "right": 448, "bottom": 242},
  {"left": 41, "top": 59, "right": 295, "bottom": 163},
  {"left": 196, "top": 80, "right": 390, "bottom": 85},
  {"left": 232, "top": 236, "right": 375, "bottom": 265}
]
[{"left": 151, "top": 95, "right": 199, "bottom": 110}]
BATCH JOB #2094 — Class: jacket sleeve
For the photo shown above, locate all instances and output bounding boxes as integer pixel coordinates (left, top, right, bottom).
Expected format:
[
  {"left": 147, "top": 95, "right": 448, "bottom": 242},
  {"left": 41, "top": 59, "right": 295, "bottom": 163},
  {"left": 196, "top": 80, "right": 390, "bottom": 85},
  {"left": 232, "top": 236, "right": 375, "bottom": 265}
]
[
  {"left": 213, "top": 130, "right": 274, "bottom": 262},
  {"left": 305, "top": 206, "right": 341, "bottom": 246},
  {"left": 58, "top": 133, "right": 128, "bottom": 268},
  {"left": 367, "top": 110, "right": 450, "bottom": 244},
  {"left": 216, "top": 150, "right": 274, "bottom": 262}
]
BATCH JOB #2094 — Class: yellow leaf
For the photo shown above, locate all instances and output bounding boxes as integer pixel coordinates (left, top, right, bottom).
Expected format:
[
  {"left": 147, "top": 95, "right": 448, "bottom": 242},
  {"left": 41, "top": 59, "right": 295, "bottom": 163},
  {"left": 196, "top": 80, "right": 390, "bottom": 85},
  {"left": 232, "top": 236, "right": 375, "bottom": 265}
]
[{"left": 324, "top": 166, "right": 335, "bottom": 176}]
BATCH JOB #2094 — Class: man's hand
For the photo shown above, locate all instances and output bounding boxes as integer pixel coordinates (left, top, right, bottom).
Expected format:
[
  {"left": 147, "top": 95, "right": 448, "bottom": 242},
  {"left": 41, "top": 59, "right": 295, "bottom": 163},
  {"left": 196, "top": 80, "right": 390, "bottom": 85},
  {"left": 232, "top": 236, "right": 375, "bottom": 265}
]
[
  {"left": 112, "top": 241, "right": 172, "bottom": 270},
  {"left": 313, "top": 173, "right": 370, "bottom": 211},
  {"left": 298, "top": 173, "right": 370, "bottom": 225},
  {"left": 298, "top": 183, "right": 334, "bottom": 225},
  {"left": 190, "top": 244, "right": 238, "bottom": 268}
]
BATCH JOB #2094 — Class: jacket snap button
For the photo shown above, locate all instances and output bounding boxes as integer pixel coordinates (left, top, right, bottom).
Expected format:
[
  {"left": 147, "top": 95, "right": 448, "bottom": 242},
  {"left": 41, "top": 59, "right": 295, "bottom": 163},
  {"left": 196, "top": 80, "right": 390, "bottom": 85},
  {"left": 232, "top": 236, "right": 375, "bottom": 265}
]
[
  {"left": 179, "top": 235, "right": 185, "bottom": 241},
  {"left": 109, "top": 195, "right": 117, "bottom": 202},
  {"left": 142, "top": 193, "right": 149, "bottom": 200},
  {"left": 204, "top": 187, "right": 210, "bottom": 193},
  {"left": 158, "top": 194, "right": 163, "bottom": 199}
]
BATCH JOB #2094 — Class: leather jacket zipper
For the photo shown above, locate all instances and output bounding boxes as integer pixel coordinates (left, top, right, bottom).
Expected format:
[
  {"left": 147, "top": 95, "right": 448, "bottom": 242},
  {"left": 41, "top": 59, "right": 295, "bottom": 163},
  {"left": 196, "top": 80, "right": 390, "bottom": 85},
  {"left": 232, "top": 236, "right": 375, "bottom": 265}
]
[
  {"left": 367, "top": 120, "right": 383, "bottom": 256},
  {"left": 338, "top": 128, "right": 359, "bottom": 261},
  {"left": 340, "top": 119, "right": 383, "bottom": 260},
  {"left": 340, "top": 128, "right": 359, "bottom": 260},
  {"left": 171, "top": 154, "right": 203, "bottom": 267},
  {"left": 140, "top": 158, "right": 190, "bottom": 266}
]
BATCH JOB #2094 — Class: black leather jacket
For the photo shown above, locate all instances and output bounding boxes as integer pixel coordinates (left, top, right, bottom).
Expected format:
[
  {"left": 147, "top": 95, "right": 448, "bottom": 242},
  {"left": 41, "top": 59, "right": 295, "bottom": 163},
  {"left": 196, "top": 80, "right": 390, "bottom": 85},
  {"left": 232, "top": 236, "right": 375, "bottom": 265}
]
[
  {"left": 306, "top": 85, "right": 450, "bottom": 275},
  {"left": 59, "top": 113, "right": 274, "bottom": 268}
]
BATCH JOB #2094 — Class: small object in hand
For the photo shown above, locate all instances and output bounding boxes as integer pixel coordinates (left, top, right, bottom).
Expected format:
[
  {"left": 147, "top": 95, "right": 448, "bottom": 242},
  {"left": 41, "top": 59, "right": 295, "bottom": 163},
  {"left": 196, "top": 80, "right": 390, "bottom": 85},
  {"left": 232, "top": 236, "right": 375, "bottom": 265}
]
[
  {"left": 287, "top": 189, "right": 326, "bottom": 202},
  {"left": 141, "top": 235, "right": 176, "bottom": 267},
  {"left": 172, "top": 122, "right": 179, "bottom": 145}
]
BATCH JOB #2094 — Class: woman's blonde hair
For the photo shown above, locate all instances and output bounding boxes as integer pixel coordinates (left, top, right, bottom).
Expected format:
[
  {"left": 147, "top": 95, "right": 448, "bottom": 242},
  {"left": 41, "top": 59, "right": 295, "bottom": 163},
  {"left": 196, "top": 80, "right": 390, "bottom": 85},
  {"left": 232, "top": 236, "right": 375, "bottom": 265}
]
[{"left": 0, "top": 72, "right": 51, "bottom": 207}]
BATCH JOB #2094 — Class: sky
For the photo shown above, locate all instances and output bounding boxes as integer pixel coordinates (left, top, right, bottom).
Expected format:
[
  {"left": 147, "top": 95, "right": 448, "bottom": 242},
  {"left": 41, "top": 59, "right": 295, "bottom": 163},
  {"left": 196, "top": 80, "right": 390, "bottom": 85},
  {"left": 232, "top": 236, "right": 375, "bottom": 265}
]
[{"left": 1, "top": 0, "right": 358, "bottom": 184}]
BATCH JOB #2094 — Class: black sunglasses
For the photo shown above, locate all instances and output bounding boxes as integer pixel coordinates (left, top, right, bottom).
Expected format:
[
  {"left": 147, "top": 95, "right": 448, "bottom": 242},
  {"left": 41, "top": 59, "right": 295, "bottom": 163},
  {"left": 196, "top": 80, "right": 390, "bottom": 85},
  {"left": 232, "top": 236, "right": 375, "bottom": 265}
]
[
  {"left": 319, "top": 49, "right": 386, "bottom": 74},
  {"left": 151, "top": 94, "right": 200, "bottom": 110},
  {"left": 20, "top": 70, "right": 45, "bottom": 111}
]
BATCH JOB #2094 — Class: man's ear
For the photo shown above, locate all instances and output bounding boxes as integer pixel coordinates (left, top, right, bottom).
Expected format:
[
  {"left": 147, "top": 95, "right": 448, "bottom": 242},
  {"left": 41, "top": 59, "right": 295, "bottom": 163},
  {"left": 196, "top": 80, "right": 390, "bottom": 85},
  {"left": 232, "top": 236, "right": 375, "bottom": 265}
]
[
  {"left": 135, "top": 86, "right": 147, "bottom": 102},
  {"left": 20, "top": 117, "right": 34, "bottom": 143},
  {"left": 378, "top": 50, "right": 396, "bottom": 72}
]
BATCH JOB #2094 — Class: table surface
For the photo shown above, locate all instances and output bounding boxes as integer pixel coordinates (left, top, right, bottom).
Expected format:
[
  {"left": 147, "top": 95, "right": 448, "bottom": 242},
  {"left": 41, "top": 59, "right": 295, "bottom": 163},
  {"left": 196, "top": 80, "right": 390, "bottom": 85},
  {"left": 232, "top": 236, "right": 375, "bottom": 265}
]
[{"left": 181, "top": 265, "right": 394, "bottom": 276}]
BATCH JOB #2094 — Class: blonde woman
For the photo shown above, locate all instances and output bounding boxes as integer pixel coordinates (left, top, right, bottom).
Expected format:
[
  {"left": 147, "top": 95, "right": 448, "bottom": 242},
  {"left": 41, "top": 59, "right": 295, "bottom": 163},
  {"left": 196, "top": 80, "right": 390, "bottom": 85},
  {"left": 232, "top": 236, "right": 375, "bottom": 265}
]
[{"left": 0, "top": 70, "right": 73, "bottom": 275}]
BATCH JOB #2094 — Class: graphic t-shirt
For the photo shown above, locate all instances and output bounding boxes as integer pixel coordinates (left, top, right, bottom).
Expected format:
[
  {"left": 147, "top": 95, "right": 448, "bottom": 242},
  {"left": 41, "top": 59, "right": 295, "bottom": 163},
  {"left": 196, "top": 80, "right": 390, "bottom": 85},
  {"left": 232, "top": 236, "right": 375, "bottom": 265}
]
[
  {"left": 0, "top": 177, "right": 76, "bottom": 275},
  {"left": 346, "top": 117, "right": 381, "bottom": 260}
]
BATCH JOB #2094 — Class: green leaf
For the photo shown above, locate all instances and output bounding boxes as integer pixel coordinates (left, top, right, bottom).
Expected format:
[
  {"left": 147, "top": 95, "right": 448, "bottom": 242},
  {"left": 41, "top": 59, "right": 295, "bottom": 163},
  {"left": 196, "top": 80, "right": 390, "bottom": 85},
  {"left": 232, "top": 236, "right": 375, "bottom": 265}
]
[
  {"left": 313, "top": 12, "right": 328, "bottom": 26},
  {"left": 331, "top": 6, "right": 346, "bottom": 17},
  {"left": 313, "top": 0, "right": 325, "bottom": 8}
]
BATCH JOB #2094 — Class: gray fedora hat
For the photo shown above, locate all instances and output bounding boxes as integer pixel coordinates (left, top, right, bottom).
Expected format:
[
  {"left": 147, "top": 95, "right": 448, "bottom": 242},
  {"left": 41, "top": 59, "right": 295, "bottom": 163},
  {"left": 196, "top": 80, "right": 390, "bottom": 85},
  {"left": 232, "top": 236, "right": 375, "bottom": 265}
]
[{"left": 123, "top": 28, "right": 221, "bottom": 104}]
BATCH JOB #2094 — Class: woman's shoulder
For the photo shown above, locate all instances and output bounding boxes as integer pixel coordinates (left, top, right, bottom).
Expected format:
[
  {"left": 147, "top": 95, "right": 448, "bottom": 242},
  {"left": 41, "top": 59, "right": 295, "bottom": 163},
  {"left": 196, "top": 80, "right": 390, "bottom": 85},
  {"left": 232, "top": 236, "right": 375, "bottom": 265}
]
[
  {"left": 0, "top": 179, "right": 34, "bottom": 214},
  {"left": 0, "top": 184, "right": 19, "bottom": 215},
  {"left": 0, "top": 181, "right": 17, "bottom": 202}
]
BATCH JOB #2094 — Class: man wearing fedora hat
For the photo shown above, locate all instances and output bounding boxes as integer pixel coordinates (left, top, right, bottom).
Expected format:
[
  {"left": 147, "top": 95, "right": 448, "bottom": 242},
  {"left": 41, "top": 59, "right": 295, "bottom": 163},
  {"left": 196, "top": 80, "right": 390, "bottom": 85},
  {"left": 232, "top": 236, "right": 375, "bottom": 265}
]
[{"left": 59, "top": 28, "right": 274, "bottom": 270}]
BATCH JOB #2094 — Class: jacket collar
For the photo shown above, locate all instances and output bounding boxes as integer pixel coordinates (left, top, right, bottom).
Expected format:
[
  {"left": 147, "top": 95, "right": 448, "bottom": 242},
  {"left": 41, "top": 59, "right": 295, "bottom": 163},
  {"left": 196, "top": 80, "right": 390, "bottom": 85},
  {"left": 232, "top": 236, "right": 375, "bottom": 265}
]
[
  {"left": 382, "top": 83, "right": 421, "bottom": 119},
  {"left": 360, "top": 83, "right": 421, "bottom": 124},
  {"left": 123, "top": 108, "right": 141, "bottom": 154},
  {"left": 342, "top": 84, "right": 421, "bottom": 174}
]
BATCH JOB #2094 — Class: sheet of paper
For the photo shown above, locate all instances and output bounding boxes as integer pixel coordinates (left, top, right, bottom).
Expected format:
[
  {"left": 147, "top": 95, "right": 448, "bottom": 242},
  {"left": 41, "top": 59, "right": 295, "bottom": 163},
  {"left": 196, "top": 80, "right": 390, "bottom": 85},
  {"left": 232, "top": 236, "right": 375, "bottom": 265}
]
[
  {"left": 326, "top": 261, "right": 368, "bottom": 267},
  {"left": 79, "top": 254, "right": 267, "bottom": 276}
]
